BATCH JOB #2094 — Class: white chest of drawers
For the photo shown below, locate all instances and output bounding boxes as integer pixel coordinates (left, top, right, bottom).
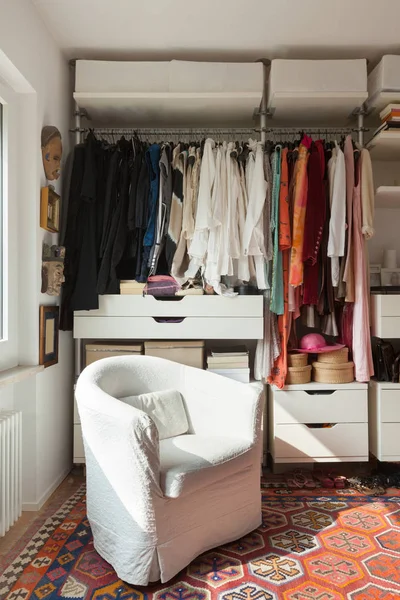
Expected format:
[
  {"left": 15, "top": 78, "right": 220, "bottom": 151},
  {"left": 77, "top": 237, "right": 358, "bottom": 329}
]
[
  {"left": 369, "top": 380, "right": 400, "bottom": 461},
  {"left": 269, "top": 382, "right": 369, "bottom": 464},
  {"left": 74, "top": 295, "right": 263, "bottom": 340}
]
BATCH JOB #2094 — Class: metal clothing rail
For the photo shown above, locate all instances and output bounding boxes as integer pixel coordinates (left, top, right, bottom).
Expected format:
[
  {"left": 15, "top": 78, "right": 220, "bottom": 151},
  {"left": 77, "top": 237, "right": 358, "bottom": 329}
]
[{"left": 72, "top": 63, "right": 367, "bottom": 146}]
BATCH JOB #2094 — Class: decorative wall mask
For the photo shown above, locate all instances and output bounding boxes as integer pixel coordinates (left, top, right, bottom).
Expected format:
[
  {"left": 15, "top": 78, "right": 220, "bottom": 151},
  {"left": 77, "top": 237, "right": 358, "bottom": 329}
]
[
  {"left": 41, "top": 126, "right": 62, "bottom": 181},
  {"left": 41, "top": 243, "right": 65, "bottom": 296}
]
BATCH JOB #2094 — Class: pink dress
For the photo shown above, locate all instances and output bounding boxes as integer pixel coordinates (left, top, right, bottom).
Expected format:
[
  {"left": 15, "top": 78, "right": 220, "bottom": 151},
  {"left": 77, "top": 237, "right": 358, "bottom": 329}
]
[{"left": 352, "top": 161, "right": 374, "bottom": 382}]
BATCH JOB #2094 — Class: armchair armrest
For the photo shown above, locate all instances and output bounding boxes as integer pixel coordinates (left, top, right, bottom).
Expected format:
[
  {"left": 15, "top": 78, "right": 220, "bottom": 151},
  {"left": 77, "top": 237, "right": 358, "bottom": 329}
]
[
  {"left": 76, "top": 374, "right": 163, "bottom": 510},
  {"left": 181, "top": 368, "right": 264, "bottom": 444}
]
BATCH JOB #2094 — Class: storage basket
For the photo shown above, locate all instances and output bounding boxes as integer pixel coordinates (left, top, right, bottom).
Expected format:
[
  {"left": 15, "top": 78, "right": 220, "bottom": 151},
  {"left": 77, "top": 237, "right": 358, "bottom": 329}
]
[
  {"left": 286, "top": 365, "right": 312, "bottom": 385},
  {"left": 288, "top": 352, "right": 308, "bottom": 367},
  {"left": 312, "top": 361, "right": 354, "bottom": 384},
  {"left": 317, "top": 347, "right": 349, "bottom": 364}
]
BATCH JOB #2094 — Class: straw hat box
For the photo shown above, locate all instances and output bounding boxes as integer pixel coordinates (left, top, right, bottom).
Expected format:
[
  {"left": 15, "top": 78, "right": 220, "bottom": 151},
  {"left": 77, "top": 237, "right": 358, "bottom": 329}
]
[
  {"left": 286, "top": 365, "right": 312, "bottom": 385},
  {"left": 312, "top": 360, "right": 354, "bottom": 384},
  {"left": 288, "top": 352, "right": 308, "bottom": 367},
  {"left": 317, "top": 347, "right": 349, "bottom": 364}
]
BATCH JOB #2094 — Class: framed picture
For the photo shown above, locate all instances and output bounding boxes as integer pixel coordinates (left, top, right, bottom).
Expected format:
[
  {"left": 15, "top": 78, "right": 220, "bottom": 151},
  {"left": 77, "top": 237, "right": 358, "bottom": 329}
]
[
  {"left": 39, "top": 305, "right": 59, "bottom": 368},
  {"left": 40, "top": 186, "right": 60, "bottom": 233}
]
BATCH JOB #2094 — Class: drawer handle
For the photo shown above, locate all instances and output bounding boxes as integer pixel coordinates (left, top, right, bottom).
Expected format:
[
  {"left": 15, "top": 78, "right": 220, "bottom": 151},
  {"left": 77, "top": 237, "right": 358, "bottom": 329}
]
[
  {"left": 150, "top": 296, "right": 184, "bottom": 302},
  {"left": 305, "top": 423, "right": 337, "bottom": 429},
  {"left": 305, "top": 390, "right": 336, "bottom": 396},
  {"left": 152, "top": 317, "right": 185, "bottom": 323}
]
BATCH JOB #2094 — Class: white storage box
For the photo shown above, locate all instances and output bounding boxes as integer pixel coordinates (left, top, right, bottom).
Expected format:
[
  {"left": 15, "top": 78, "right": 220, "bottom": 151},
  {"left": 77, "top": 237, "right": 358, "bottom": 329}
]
[
  {"left": 208, "top": 368, "right": 250, "bottom": 383},
  {"left": 368, "top": 55, "right": 400, "bottom": 107},
  {"left": 267, "top": 59, "right": 367, "bottom": 122},
  {"left": 76, "top": 60, "right": 263, "bottom": 94},
  {"left": 169, "top": 61, "right": 263, "bottom": 93},
  {"left": 76, "top": 60, "right": 171, "bottom": 93},
  {"left": 268, "top": 59, "right": 367, "bottom": 97},
  {"left": 144, "top": 340, "right": 204, "bottom": 369}
]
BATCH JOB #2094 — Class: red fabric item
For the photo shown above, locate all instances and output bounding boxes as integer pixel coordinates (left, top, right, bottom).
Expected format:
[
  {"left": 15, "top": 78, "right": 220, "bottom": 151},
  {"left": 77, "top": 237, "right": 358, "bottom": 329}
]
[{"left": 303, "top": 142, "right": 326, "bottom": 306}]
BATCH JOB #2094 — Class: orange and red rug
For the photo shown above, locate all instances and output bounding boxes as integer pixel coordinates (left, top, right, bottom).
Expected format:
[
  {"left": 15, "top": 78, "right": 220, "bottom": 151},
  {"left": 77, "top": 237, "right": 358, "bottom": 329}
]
[{"left": 1, "top": 484, "right": 400, "bottom": 599}]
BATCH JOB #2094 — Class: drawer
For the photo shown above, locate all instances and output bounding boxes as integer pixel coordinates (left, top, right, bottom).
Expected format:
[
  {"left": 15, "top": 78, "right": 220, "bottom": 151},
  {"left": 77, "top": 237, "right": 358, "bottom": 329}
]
[
  {"left": 381, "top": 424, "right": 400, "bottom": 458},
  {"left": 74, "top": 295, "right": 263, "bottom": 318},
  {"left": 272, "top": 389, "right": 367, "bottom": 424},
  {"left": 378, "top": 317, "right": 400, "bottom": 339},
  {"left": 74, "top": 316, "right": 263, "bottom": 340},
  {"left": 380, "top": 389, "right": 400, "bottom": 422},
  {"left": 73, "top": 424, "right": 85, "bottom": 460},
  {"left": 377, "top": 295, "right": 400, "bottom": 317},
  {"left": 273, "top": 423, "right": 368, "bottom": 460}
]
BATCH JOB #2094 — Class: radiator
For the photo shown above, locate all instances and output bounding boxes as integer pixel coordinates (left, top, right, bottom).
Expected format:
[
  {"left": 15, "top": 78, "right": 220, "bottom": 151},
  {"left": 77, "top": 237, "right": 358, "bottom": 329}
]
[{"left": 0, "top": 411, "right": 22, "bottom": 537}]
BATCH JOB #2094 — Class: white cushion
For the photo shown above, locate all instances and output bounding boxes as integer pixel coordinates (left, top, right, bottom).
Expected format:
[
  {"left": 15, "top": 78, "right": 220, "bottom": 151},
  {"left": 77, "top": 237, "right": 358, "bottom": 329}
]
[
  {"left": 160, "top": 434, "right": 253, "bottom": 498},
  {"left": 120, "top": 389, "right": 189, "bottom": 440}
]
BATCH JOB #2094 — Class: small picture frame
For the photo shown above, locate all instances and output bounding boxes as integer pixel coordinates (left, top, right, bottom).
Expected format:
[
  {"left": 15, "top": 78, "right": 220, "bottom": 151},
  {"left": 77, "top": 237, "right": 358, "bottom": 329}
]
[
  {"left": 40, "top": 186, "right": 60, "bottom": 233},
  {"left": 381, "top": 268, "right": 400, "bottom": 287},
  {"left": 39, "top": 305, "right": 59, "bottom": 368},
  {"left": 370, "top": 264, "right": 382, "bottom": 287}
]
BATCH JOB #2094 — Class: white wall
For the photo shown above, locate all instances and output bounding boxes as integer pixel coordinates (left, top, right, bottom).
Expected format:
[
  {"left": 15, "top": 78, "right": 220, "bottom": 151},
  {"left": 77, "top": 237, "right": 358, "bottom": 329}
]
[
  {"left": 0, "top": 0, "right": 74, "bottom": 508},
  {"left": 369, "top": 160, "right": 400, "bottom": 266}
]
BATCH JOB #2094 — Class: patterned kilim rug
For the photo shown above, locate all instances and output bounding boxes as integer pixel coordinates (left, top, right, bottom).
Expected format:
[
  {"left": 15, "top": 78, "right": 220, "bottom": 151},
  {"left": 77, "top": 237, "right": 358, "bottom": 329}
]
[{"left": 2, "top": 484, "right": 400, "bottom": 600}]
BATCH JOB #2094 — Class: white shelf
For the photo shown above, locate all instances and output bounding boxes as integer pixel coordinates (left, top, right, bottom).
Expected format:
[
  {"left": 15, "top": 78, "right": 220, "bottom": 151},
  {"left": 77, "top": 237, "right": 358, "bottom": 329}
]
[
  {"left": 267, "top": 91, "right": 367, "bottom": 125},
  {"left": 74, "top": 92, "right": 261, "bottom": 128},
  {"left": 375, "top": 186, "right": 400, "bottom": 208},
  {"left": 367, "top": 129, "right": 400, "bottom": 160},
  {"left": 366, "top": 91, "right": 400, "bottom": 116}
]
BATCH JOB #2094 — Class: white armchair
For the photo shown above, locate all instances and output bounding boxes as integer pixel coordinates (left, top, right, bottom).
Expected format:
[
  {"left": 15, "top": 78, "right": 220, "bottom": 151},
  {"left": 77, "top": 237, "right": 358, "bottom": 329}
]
[{"left": 75, "top": 355, "right": 264, "bottom": 586}]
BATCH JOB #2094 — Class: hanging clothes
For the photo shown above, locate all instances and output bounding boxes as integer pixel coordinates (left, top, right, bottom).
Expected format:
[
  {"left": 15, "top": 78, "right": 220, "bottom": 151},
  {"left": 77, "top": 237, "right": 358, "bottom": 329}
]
[
  {"left": 242, "top": 140, "right": 267, "bottom": 290},
  {"left": 352, "top": 156, "right": 374, "bottom": 382},
  {"left": 171, "top": 149, "right": 188, "bottom": 283},
  {"left": 270, "top": 146, "right": 283, "bottom": 315},
  {"left": 343, "top": 135, "right": 355, "bottom": 303},
  {"left": 328, "top": 141, "right": 346, "bottom": 288},
  {"left": 165, "top": 144, "right": 184, "bottom": 272},
  {"left": 172, "top": 146, "right": 199, "bottom": 283},
  {"left": 185, "top": 138, "right": 216, "bottom": 280},
  {"left": 289, "top": 137, "right": 311, "bottom": 287},
  {"left": 302, "top": 141, "right": 326, "bottom": 306},
  {"left": 268, "top": 149, "right": 291, "bottom": 389}
]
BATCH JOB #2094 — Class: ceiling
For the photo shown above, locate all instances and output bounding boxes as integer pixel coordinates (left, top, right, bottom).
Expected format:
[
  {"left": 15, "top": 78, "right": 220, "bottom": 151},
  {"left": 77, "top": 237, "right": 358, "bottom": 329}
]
[{"left": 32, "top": 0, "right": 400, "bottom": 69}]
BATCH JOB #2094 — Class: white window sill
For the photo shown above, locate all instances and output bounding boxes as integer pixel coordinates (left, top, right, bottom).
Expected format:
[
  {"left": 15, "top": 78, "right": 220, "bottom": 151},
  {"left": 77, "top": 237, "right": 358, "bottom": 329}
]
[{"left": 0, "top": 365, "right": 44, "bottom": 389}]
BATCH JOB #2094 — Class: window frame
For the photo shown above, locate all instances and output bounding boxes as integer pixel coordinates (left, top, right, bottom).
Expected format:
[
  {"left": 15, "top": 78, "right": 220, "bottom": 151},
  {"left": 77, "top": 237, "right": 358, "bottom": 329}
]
[{"left": 0, "top": 80, "right": 18, "bottom": 370}]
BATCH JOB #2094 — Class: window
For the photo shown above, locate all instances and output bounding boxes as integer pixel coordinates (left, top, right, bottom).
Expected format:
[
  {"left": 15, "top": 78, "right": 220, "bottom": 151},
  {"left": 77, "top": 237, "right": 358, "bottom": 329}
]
[
  {"left": 0, "top": 81, "right": 18, "bottom": 370},
  {"left": 0, "top": 101, "right": 3, "bottom": 341}
]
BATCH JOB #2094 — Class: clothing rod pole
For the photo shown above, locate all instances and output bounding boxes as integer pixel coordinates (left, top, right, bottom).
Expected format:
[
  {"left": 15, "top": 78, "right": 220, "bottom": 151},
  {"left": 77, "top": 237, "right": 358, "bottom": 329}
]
[
  {"left": 260, "top": 64, "right": 268, "bottom": 145},
  {"left": 84, "top": 128, "right": 258, "bottom": 135},
  {"left": 74, "top": 102, "right": 81, "bottom": 145},
  {"left": 357, "top": 111, "right": 364, "bottom": 147}
]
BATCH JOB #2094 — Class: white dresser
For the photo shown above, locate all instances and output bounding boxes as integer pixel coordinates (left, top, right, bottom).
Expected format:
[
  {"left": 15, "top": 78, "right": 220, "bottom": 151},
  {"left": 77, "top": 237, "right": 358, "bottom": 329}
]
[
  {"left": 369, "top": 380, "right": 400, "bottom": 461},
  {"left": 73, "top": 294, "right": 264, "bottom": 465},
  {"left": 74, "top": 295, "right": 263, "bottom": 340},
  {"left": 369, "top": 294, "right": 400, "bottom": 462},
  {"left": 269, "top": 382, "right": 369, "bottom": 464}
]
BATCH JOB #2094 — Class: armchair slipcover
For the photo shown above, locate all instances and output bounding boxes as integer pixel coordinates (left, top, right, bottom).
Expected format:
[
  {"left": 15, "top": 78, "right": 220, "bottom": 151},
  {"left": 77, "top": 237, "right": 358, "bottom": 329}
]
[{"left": 75, "top": 355, "right": 264, "bottom": 585}]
